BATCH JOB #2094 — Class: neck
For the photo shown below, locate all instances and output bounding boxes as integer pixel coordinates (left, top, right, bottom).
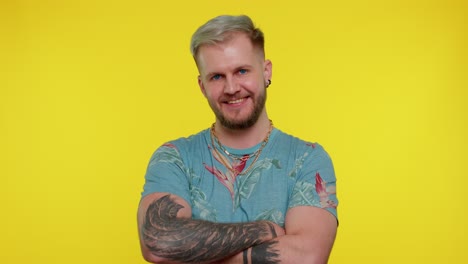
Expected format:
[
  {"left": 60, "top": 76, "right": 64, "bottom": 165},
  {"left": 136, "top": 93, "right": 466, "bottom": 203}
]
[{"left": 213, "top": 116, "right": 272, "bottom": 149}]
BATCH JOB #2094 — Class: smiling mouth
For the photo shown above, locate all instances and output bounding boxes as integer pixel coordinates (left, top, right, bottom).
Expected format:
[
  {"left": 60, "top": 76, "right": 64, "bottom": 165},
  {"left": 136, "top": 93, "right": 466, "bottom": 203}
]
[{"left": 227, "top": 98, "right": 247, "bottom": 104}]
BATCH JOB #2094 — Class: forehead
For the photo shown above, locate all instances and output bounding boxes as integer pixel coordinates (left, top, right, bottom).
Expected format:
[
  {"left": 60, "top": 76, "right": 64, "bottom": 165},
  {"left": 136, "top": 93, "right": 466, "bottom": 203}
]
[{"left": 196, "top": 33, "right": 263, "bottom": 74}]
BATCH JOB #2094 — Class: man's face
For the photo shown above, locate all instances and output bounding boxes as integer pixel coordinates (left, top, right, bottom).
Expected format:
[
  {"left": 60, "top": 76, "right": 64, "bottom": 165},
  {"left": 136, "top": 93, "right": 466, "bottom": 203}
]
[{"left": 196, "top": 33, "right": 272, "bottom": 130}]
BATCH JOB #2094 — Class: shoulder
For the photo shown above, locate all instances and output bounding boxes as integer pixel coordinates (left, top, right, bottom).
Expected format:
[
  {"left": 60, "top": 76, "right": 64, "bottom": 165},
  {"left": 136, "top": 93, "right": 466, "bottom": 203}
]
[
  {"left": 272, "top": 129, "right": 334, "bottom": 174},
  {"left": 162, "top": 129, "right": 210, "bottom": 151},
  {"left": 149, "top": 129, "right": 210, "bottom": 160},
  {"left": 273, "top": 128, "right": 329, "bottom": 154}
]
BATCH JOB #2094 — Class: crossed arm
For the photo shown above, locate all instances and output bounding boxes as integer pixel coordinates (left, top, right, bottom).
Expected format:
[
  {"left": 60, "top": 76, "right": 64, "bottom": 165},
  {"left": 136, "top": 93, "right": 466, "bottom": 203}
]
[{"left": 137, "top": 193, "right": 337, "bottom": 264}]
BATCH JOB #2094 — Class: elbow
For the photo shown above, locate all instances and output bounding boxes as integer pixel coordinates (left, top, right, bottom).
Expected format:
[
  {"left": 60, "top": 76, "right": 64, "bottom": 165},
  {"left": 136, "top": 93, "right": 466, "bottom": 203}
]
[
  {"left": 141, "top": 247, "right": 170, "bottom": 264},
  {"left": 139, "top": 231, "right": 174, "bottom": 263},
  {"left": 141, "top": 248, "right": 158, "bottom": 263},
  {"left": 142, "top": 252, "right": 157, "bottom": 263}
]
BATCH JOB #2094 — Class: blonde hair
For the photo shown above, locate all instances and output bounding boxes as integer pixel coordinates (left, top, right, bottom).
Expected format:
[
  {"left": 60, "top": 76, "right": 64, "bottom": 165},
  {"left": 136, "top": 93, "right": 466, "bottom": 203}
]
[{"left": 190, "top": 15, "right": 265, "bottom": 59}]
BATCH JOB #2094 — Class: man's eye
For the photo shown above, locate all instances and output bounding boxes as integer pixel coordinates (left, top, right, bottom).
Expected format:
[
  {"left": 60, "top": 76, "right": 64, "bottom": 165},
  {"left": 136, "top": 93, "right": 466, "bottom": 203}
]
[
  {"left": 212, "top": 74, "right": 221, "bottom": 80},
  {"left": 239, "top": 69, "right": 247, "bottom": 74}
]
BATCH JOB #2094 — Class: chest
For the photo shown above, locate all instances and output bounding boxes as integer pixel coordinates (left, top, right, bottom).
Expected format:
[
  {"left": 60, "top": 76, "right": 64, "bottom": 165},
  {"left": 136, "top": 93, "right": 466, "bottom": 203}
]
[{"left": 187, "top": 156, "right": 295, "bottom": 227}]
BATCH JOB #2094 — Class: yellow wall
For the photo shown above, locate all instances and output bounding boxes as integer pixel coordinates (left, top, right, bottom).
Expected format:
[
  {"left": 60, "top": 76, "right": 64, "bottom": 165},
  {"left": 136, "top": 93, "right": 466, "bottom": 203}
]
[{"left": 1, "top": 0, "right": 466, "bottom": 263}]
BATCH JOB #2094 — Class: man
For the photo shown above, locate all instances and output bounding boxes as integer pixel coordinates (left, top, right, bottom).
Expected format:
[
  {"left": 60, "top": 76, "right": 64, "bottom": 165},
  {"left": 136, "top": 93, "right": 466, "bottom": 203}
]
[{"left": 138, "top": 15, "right": 338, "bottom": 263}]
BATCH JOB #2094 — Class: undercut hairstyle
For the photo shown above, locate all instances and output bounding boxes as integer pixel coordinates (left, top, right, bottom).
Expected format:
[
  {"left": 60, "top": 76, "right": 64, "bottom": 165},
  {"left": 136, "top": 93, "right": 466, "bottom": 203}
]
[{"left": 190, "top": 15, "right": 265, "bottom": 60}]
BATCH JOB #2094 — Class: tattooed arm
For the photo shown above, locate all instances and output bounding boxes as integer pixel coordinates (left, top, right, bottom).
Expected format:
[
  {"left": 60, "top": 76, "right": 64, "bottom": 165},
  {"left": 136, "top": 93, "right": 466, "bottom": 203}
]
[
  {"left": 220, "top": 206, "right": 337, "bottom": 264},
  {"left": 137, "top": 192, "right": 285, "bottom": 264}
]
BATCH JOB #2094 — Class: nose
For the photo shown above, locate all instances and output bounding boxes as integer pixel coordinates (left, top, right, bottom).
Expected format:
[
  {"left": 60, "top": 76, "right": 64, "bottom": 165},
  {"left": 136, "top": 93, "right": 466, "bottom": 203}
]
[{"left": 223, "top": 76, "right": 240, "bottom": 95}]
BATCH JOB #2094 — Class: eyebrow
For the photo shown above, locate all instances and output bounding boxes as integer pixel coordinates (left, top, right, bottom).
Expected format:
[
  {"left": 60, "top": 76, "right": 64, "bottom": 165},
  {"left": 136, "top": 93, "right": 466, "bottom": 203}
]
[
  {"left": 207, "top": 65, "right": 252, "bottom": 75},
  {"left": 234, "top": 65, "right": 252, "bottom": 71}
]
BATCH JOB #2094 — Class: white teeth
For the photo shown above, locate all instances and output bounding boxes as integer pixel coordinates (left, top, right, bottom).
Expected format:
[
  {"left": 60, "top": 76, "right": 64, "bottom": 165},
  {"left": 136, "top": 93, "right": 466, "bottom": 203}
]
[{"left": 228, "top": 98, "right": 244, "bottom": 104}]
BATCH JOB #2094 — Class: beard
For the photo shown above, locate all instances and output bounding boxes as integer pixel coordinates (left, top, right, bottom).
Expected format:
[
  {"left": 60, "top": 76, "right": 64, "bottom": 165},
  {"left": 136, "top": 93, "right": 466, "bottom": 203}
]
[{"left": 209, "top": 89, "right": 267, "bottom": 130}]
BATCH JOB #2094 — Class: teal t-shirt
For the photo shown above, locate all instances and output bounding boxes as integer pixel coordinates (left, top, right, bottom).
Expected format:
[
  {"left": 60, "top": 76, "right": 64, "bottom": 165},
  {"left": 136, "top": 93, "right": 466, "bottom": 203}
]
[{"left": 142, "top": 128, "right": 338, "bottom": 227}]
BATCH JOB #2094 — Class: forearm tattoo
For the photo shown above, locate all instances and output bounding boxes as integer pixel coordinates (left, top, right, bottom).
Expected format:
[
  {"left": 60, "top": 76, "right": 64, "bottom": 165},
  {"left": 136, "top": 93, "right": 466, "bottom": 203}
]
[
  {"left": 142, "top": 195, "right": 278, "bottom": 263},
  {"left": 251, "top": 241, "right": 280, "bottom": 263},
  {"left": 245, "top": 223, "right": 280, "bottom": 264},
  {"left": 243, "top": 228, "right": 280, "bottom": 264}
]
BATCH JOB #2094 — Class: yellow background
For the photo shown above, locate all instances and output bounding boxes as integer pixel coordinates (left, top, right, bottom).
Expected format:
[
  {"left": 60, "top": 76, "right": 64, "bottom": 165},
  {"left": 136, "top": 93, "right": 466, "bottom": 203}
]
[{"left": 1, "top": 0, "right": 466, "bottom": 263}]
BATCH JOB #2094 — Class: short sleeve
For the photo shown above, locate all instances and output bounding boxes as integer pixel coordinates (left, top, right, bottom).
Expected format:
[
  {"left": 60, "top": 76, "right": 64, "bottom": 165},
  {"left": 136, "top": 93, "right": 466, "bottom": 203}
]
[
  {"left": 288, "top": 143, "right": 338, "bottom": 219},
  {"left": 141, "top": 142, "right": 192, "bottom": 206}
]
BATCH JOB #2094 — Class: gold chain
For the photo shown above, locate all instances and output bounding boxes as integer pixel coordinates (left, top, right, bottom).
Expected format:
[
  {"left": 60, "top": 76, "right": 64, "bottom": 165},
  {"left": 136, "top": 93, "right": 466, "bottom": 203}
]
[{"left": 210, "top": 120, "right": 273, "bottom": 175}]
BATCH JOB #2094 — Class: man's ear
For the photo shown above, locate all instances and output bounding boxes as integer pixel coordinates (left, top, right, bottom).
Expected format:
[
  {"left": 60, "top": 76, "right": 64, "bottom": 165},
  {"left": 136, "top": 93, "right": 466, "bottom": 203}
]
[
  {"left": 264, "top": 59, "right": 272, "bottom": 83},
  {"left": 198, "top": 75, "right": 207, "bottom": 97}
]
